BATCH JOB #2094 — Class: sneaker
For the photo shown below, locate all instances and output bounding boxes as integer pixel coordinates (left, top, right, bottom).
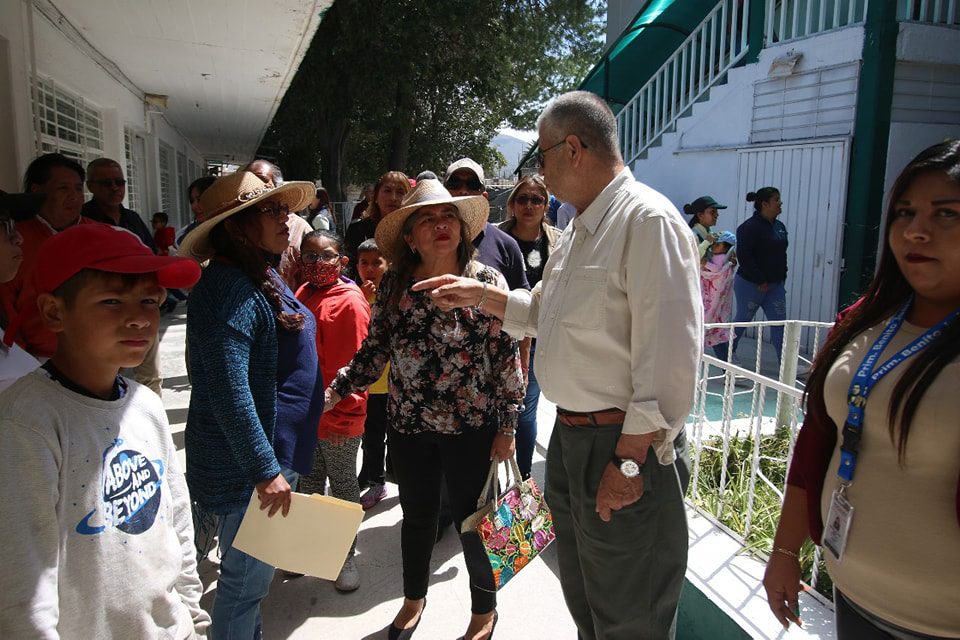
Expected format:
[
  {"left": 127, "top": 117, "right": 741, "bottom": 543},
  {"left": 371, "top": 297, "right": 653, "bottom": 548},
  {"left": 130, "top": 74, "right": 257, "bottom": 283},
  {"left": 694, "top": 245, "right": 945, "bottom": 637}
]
[
  {"left": 360, "top": 484, "right": 386, "bottom": 511},
  {"left": 334, "top": 556, "right": 360, "bottom": 592}
]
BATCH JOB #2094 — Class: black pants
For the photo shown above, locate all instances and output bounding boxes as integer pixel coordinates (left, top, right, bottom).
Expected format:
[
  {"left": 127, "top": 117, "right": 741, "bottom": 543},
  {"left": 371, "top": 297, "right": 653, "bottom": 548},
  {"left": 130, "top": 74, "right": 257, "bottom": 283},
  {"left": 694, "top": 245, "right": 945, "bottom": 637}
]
[
  {"left": 390, "top": 425, "right": 497, "bottom": 614},
  {"left": 358, "top": 393, "right": 389, "bottom": 488},
  {"left": 835, "top": 589, "right": 948, "bottom": 640}
]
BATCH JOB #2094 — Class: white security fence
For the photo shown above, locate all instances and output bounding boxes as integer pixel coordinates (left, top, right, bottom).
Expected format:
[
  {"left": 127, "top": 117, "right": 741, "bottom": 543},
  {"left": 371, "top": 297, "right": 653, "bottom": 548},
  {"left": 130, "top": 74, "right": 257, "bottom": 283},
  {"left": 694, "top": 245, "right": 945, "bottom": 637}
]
[
  {"left": 616, "top": 0, "right": 751, "bottom": 165},
  {"left": 898, "top": 0, "right": 960, "bottom": 24},
  {"left": 687, "top": 319, "right": 833, "bottom": 592},
  {"left": 766, "top": 0, "right": 868, "bottom": 43}
]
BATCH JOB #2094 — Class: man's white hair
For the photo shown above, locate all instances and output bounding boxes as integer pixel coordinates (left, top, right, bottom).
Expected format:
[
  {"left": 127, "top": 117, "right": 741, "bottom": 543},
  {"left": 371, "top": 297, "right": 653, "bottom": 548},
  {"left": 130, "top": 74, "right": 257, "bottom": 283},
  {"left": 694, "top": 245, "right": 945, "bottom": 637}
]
[{"left": 537, "top": 91, "right": 622, "bottom": 162}]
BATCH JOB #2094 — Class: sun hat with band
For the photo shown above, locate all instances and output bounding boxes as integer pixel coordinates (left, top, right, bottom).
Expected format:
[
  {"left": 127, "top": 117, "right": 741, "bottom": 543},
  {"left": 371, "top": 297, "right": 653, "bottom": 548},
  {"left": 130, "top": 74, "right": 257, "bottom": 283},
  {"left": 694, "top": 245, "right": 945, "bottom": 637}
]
[
  {"left": 177, "top": 171, "right": 314, "bottom": 261},
  {"left": 374, "top": 179, "right": 489, "bottom": 262},
  {"left": 2, "top": 225, "right": 201, "bottom": 347}
]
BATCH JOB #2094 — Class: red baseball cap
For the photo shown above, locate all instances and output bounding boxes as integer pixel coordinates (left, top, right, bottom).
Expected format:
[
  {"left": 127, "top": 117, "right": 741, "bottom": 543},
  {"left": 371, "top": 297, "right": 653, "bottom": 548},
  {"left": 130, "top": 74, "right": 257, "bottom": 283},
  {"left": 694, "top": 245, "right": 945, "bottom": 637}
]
[{"left": 35, "top": 223, "right": 201, "bottom": 294}]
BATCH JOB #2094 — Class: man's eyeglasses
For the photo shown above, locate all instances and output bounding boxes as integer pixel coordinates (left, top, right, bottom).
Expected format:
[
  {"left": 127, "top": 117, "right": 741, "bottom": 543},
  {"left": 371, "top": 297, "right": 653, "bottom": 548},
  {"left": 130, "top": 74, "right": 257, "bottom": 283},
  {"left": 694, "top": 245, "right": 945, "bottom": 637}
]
[
  {"left": 257, "top": 202, "right": 290, "bottom": 218},
  {"left": 444, "top": 177, "right": 483, "bottom": 193},
  {"left": 0, "top": 217, "right": 16, "bottom": 239},
  {"left": 536, "top": 137, "right": 588, "bottom": 169},
  {"left": 301, "top": 251, "right": 341, "bottom": 264},
  {"left": 91, "top": 178, "right": 126, "bottom": 188},
  {"left": 515, "top": 195, "right": 546, "bottom": 207}
]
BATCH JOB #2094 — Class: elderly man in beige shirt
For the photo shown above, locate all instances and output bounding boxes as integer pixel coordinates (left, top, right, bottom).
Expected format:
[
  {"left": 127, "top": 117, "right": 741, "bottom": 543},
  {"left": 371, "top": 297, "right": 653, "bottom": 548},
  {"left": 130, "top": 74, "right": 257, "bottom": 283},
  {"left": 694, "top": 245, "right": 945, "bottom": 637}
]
[{"left": 415, "top": 91, "right": 702, "bottom": 640}]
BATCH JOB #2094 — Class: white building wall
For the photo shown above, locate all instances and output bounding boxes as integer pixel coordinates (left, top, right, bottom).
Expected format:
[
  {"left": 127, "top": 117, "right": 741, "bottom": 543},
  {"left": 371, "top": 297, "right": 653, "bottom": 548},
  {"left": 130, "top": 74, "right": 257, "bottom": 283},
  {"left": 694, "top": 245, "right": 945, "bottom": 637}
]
[
  {"left": 631, "top": 26, "right": 865, "bottom": 214},
  {"left": 883, "top": 22, "right": 960, "bottom": 197},
  {"left": 0, "top": 0, "right": 204, "bottom": 229}
]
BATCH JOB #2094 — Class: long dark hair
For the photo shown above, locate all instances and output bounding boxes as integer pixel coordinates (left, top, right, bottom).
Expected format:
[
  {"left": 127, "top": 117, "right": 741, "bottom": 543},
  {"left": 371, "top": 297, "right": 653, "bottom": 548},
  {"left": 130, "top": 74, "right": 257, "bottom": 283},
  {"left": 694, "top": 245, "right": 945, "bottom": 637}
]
[
  {"left": 387, "top": 206, "right": 475, "bottom": 309},
  {"left": 208, "top": 206, "right": 305, "bottom": 332},
  {"left": 805, "top": 139, "right": 960, "bottom": 463},
  {"left": 746, "top": 187, "right": 779, "bottom": 213},
  {"left": 367, "top": 172, "right": 410, "bottom": 222}
]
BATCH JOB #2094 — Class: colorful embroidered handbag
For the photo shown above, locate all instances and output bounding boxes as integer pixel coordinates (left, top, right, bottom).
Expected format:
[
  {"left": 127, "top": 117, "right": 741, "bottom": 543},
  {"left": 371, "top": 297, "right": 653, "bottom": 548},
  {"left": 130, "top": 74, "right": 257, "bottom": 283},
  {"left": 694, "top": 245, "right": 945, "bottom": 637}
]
[{"left": 460, "top": 457, "right": 556, "bottom": 590}]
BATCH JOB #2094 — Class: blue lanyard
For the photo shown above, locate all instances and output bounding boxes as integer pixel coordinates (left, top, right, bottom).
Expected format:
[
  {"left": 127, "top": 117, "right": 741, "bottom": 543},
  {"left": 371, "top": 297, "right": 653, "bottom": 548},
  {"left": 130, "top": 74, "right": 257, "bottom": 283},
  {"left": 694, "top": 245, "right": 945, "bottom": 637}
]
[{"left": 837, "top": 301, "right": 959, "bottom": 483}]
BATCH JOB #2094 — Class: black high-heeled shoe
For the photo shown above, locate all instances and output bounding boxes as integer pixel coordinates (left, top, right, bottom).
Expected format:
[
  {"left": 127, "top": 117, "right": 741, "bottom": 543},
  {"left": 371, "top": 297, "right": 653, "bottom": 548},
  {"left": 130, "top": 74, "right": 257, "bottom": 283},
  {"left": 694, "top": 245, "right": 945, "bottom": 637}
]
[
  {"left": 456, "top": 610, "right": 498, "bottom": 640},
  {"left": 388, "top": 598, "right": 427, "bottom": 640}
]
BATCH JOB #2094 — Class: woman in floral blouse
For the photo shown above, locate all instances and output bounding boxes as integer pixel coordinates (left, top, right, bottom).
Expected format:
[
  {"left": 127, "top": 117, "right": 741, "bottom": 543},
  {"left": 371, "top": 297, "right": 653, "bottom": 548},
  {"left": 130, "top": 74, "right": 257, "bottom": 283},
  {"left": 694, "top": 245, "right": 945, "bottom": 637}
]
[{"left": 325, "top": 179, "right": 523, "bottom": 640}]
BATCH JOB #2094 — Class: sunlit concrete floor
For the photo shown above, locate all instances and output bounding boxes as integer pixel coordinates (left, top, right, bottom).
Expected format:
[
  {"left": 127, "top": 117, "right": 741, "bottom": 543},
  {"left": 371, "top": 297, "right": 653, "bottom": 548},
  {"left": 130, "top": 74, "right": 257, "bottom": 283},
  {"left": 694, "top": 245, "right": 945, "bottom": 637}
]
[{"left": 158, "top": 309, "right": 577, "bottom": 639}]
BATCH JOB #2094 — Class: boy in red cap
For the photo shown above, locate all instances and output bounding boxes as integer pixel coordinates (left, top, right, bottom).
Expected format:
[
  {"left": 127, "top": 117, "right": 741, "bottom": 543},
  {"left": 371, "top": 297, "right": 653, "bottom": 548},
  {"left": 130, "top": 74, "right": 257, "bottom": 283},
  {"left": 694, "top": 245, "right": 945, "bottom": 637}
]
[{"left": 0, "top": 224, "right": 209, "bottom": 638}]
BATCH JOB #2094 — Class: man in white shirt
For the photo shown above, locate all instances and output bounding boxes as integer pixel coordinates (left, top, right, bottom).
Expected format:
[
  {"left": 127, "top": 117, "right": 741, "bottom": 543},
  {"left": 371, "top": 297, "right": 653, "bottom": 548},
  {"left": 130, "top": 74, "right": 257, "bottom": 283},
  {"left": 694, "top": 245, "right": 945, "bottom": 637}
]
[{"left": 414, "top": 90, "right": 702, "bottom": 639}]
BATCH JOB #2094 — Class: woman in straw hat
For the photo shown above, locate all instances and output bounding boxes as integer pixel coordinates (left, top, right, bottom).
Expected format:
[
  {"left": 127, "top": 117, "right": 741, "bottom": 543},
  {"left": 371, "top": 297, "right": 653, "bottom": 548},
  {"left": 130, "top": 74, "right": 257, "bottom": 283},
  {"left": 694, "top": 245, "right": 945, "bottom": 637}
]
[
  {"left": 325, "top": 179, "right": 524, "bottom": 640},
  {"left": 178, "top": 171, "right": 324, "bottom": 640}
]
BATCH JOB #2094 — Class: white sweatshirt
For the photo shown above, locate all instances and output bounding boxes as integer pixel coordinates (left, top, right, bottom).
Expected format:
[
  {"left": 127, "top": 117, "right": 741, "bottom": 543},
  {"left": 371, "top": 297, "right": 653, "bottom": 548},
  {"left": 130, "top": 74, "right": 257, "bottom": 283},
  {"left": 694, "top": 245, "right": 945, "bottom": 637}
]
[{"left": 0, "top": 370, "right": 210, "bottom": 639}]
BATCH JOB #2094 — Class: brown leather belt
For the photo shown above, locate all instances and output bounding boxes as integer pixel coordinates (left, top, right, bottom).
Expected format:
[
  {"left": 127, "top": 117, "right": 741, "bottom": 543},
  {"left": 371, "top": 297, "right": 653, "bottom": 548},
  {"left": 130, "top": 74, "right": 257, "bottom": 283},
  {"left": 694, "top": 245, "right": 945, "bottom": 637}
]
[{"left": 556, "top": 408, "right": 626, "bottom": 427}]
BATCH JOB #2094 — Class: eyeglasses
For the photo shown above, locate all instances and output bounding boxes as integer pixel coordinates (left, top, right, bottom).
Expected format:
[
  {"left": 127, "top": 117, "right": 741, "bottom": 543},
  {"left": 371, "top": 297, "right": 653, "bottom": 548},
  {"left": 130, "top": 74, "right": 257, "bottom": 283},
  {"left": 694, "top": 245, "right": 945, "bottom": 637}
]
[
  {"left": 514, "top": 195, "right": 546, "bottom": 207},
  {"left": 536, "top": 137, "right": 588, "bottom": 169},
  {"left": 301, "top": 251, "right": 341, "bottom": 264},
  {"left": 536, "top": 140, "right": 566, "bottom": 169},
  {"left": 257, "top": 202, "right": 290, "bottom": 218},
  {"left": 91, "top": 178, "right": 126, "bottom": 188},
  {"left": 0, "top": 217, "right": 16, "bottom": 238},
  {"left": 444, "top": 177, "right": 483, "bottom": 193}
]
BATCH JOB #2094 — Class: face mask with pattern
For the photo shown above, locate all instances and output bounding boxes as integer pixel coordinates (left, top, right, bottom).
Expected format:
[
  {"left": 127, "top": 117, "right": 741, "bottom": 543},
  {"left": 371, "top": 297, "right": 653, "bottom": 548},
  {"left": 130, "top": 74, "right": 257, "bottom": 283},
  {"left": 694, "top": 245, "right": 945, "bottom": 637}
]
[{"left": 303, "top": 260, "right": 340, "bottom": 287}]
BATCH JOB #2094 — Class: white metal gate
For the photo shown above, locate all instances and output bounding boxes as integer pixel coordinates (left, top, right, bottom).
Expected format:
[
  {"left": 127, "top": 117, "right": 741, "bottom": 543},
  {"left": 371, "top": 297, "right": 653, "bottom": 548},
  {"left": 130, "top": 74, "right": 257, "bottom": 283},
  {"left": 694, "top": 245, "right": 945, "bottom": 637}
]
[{"left": 734, "top": 139, "right": 849, "bottom": 325}]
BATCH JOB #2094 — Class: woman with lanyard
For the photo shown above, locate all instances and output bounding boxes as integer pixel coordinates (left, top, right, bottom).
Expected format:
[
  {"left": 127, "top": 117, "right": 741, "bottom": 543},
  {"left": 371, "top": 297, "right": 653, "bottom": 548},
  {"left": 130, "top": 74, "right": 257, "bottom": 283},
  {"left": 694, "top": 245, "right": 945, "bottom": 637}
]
[
  {"left": 763, "top": 140, "right": 960, "bottom": 639},
  {"left": 496, "top": 174, "right": 561, "bottom": 479}
]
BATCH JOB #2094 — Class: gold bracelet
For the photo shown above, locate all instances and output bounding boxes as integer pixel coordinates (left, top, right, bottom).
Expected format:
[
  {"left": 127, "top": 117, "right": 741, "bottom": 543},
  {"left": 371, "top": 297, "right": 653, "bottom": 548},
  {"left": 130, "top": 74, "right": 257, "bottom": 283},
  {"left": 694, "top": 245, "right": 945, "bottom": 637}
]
[{"left": 774, "top": 547, "right": 799, "bottom": 559}]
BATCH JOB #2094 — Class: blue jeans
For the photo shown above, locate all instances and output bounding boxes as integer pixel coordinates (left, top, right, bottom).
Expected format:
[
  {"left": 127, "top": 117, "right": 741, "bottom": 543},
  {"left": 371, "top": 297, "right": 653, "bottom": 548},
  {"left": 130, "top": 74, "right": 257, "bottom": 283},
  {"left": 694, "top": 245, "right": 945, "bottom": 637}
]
[
  {"left": 210, "top": 467, "right": 298, "bottom": 640},
  {"left": 516, "top": 343, "right": 540, "bottom": 479},
  {"left": 732, "top": 276, "right": 786, "bottom": 362}
]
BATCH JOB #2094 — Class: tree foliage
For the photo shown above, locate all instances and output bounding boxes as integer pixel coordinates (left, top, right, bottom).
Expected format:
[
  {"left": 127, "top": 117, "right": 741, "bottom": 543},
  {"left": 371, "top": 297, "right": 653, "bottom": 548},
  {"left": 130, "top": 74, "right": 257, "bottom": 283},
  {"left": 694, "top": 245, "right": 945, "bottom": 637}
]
[{"left": 259, "top": 0, "right": 603, "bottom": 200}]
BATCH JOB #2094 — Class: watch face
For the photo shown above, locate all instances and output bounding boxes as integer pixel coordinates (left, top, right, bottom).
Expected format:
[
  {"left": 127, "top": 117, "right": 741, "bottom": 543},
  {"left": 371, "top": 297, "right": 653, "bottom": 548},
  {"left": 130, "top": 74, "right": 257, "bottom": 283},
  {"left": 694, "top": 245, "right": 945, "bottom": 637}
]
[{"left": 620, "top": 459, "right": 641, "bottom": 478}]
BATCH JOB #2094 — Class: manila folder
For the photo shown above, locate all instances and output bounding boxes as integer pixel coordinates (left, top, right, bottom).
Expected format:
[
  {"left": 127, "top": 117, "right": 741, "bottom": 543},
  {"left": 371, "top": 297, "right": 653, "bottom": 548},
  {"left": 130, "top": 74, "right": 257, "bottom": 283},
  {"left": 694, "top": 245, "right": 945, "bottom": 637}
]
[{"left": 232, "top": 491, "right": 364, "bottom": 579}]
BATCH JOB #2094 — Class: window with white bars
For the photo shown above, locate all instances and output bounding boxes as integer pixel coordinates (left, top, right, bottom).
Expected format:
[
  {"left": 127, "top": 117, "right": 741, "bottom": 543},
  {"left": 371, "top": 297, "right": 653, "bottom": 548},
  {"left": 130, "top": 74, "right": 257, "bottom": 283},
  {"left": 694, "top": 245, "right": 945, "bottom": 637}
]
[
  {"left": 32, "top": 77, "right": 103, "bottom": 165},
  {"left": 123, "top": 129, "right": 145, "bottom": 213},
  {"left": 158, "top": 143, "right": 173, "bottom": 217}
]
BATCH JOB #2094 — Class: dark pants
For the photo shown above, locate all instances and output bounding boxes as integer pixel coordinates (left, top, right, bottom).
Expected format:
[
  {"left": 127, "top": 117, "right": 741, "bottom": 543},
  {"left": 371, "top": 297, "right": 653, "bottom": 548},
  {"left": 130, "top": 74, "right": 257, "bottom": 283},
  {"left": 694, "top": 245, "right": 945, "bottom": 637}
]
[
  {"left": 732, "top": 275, "right": 786, "bottom": 362},
  {"left": 516, "top": 342, "right": 540, "bottom": 479},
  {"left": 834, "top": 589, "right": 947, "bottom": 640},
  {"left": 390, "top": 425, "right": 497, "bottom": 614},
  {"left": 358, "top": 393, "right": 389, "bottom": 488},
  {"left": 547, "top": 419, "right": 687, "bottom": 640}
]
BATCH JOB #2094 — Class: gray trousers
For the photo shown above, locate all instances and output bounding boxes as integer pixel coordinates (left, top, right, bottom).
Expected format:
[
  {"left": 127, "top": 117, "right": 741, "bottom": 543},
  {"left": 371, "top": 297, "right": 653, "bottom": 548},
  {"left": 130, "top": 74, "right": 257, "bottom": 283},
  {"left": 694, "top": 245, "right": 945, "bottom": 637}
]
[{"left": 545, "top": 420, "right": 687, "bottom": 640}]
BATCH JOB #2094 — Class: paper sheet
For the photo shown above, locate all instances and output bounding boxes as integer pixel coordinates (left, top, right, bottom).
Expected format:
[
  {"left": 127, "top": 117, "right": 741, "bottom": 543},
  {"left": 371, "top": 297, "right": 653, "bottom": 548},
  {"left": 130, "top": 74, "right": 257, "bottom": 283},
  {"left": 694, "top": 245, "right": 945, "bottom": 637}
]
[{"left": 232, "top": 491, "right": 364, "bottom": 579}]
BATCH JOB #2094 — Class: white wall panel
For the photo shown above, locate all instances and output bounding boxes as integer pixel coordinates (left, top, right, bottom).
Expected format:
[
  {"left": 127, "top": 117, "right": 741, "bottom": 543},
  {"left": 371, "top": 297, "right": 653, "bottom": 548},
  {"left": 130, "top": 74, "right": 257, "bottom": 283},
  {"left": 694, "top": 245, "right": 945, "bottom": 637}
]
[{"left": 734, "top": 140, "right": 849, "bottom": 330}]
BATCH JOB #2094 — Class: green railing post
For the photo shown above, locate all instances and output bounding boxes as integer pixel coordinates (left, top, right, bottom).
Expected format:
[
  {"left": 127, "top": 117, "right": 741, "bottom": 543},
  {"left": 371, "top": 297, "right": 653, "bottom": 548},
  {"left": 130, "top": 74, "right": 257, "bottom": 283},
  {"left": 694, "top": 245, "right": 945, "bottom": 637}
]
[
  {"left": 745, "top": 0, "right": 767, "bottom": 63},
  {"left": 837, "top": 0, "right": 900, "bottom": 307}
]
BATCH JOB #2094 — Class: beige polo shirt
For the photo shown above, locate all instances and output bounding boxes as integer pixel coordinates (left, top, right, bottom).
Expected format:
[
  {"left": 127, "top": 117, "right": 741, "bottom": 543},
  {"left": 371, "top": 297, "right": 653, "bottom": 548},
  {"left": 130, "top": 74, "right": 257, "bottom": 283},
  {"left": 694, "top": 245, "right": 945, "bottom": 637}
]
[
  {"left": 821, "top": 319, "right": 960, "bottom": 636},
  {"left": 502, "top": 168, "right": 703, "bottom": 465}
]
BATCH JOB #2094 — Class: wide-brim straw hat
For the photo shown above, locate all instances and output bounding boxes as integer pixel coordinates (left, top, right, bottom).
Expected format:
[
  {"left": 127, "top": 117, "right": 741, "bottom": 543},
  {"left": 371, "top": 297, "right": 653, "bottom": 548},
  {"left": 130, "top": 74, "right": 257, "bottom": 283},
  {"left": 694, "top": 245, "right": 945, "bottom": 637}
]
[
  {"left": 178, "top": 171, "right": 314, "bottom": 261},
  {"left": 374, "top": 179, "right": 488, "bottom": 262}
]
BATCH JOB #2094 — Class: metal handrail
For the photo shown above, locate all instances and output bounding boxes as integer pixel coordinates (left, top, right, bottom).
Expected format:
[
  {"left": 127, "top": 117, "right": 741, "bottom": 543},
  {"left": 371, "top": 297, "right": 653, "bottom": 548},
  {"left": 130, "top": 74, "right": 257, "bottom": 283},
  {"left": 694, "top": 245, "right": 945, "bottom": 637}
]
[
  {"left": 616, "top": 0, "right": 751, "bottom": 165},
  {"left": 687, "top": 318, "right": 834, "bottom": 591}
]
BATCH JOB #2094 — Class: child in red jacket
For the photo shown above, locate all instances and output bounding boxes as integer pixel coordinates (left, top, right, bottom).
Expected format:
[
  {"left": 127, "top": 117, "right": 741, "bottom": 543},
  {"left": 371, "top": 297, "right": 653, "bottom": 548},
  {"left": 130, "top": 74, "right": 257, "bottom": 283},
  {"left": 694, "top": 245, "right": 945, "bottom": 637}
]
[{"left": 295, "top": 230, "right": 370, "bottom": 593}]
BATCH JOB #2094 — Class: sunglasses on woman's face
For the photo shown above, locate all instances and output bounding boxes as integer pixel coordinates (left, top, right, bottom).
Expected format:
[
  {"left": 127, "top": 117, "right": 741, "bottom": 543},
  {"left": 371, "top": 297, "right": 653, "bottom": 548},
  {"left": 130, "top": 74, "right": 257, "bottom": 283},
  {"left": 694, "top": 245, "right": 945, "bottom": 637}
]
[
  {"left": 515, "top": 195, "right": 546, "bottom": 207},
  {"left": 257, "top": 202, "right": 290, "bottom": 218}
]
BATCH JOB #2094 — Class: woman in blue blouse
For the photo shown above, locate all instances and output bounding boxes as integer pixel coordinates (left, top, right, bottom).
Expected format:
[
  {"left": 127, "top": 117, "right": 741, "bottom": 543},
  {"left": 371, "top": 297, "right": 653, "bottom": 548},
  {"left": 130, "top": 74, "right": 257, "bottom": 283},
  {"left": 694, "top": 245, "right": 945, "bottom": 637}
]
[
  {"left": 179, "top": 171, "right": 323, "bottom": 640},
  {"left": 732, "top": 187, "right": 789, "bottom": 362},
  {"left": 325, "top": 180, "right": 524, "bottom": 640}
]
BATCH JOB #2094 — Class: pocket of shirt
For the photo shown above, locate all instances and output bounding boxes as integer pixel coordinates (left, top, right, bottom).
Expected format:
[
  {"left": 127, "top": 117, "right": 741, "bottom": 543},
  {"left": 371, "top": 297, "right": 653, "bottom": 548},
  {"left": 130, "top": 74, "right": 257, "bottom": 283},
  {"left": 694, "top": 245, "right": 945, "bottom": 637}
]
[{"left": 559, "top": 266, "right": 608, "bottom": 329}]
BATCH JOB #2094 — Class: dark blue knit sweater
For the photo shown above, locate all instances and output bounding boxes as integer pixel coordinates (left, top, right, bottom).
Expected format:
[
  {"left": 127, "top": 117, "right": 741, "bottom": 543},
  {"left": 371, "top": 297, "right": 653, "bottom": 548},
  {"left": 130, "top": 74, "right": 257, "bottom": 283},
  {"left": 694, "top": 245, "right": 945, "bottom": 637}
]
[{"left": 185, "top": 261, "right": 281, "bottom": 513}]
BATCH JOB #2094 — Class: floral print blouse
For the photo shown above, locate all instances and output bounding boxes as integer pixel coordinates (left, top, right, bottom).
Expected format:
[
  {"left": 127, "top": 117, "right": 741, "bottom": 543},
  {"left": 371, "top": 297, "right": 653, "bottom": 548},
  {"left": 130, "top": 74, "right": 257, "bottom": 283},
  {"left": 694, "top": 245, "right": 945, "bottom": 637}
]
[{"left": 330, "top": 264, "right": 524, "bottom": 435}]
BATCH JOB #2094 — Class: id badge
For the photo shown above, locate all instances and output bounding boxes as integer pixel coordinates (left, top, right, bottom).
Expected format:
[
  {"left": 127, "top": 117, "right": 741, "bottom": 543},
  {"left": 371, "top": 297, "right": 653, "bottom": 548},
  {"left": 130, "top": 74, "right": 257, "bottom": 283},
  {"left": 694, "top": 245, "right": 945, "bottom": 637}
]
[{"left": 823, "top": 488, "right": 854, "bottom": 562}]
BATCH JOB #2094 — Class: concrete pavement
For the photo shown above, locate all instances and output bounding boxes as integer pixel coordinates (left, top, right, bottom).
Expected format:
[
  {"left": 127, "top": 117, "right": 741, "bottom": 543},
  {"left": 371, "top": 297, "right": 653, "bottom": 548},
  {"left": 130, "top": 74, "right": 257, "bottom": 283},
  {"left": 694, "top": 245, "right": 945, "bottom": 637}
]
[{"left": 157, "top": 309, "right": 577, "bottom": 639}]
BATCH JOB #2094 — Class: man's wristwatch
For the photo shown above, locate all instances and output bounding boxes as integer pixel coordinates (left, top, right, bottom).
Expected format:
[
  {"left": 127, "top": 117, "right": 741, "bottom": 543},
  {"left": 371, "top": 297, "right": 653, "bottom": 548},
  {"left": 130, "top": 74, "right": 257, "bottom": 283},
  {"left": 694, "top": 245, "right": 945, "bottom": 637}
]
[{"left": 611, "top": 455, "right": 644, "bottom": 478}]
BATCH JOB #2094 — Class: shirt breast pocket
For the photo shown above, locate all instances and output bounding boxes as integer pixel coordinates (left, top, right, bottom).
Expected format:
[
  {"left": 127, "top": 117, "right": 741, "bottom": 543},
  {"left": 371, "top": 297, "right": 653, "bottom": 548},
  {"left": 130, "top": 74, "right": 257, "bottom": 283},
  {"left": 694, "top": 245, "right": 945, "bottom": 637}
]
[{"left": 559, "top": 266, "right": 608, "bottom": 329}]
